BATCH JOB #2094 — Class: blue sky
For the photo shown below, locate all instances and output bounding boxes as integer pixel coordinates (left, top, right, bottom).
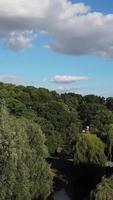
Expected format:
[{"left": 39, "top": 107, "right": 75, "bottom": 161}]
[
  {"left": 72, "top": 0, "right": 113, "bottom": 14},
  {"left": 0, "top": 0, "right": 113, "bottom": 96}
]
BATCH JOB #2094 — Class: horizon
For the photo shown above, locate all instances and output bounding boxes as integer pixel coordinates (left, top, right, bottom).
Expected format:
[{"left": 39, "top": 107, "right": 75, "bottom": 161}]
[{"left": 0, "top": 81, "right": 112, "bottom": 99}]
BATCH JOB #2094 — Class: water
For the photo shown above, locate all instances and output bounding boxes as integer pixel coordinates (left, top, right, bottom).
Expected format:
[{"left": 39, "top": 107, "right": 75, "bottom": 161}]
[{"left": 54, "top": 188, "right": 71, "bottom": 200}]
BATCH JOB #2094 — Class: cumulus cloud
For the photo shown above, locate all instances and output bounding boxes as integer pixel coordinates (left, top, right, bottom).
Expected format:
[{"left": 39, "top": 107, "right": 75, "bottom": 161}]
[
  {"left": 0, "top": 75, "right": 19, "bottom": 84},
  {"left": 0, "top": 0, "right": 113, "bottom": 57},
  {"left": 5, "top": 31, "right": 36, "bottom": 51},
  {"left": 52, "top": 75, "right": 89, "bottom": 83}
]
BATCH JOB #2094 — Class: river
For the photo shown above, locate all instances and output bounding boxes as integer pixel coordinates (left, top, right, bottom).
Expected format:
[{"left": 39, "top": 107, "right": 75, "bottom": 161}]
[{"left": 54, "top": 189, "right": 71, "bottom": 200}]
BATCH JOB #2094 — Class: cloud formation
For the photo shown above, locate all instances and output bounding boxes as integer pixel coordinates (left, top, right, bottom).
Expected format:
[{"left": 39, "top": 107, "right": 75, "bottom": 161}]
[
  {"left": 52, "top": 75, "right": 89, "bottom": 83},
  {"left": 55, "top": 86, "right": 81, "bottom": 93},
  {"left": 5, "top": 31, "right": 36, "bottom": 51},
  {"left": 0, "top": 0, "right": 113, "bottom": 57},
  {"left": 0, "top": 75, "right": 19, "bottom": 84}
]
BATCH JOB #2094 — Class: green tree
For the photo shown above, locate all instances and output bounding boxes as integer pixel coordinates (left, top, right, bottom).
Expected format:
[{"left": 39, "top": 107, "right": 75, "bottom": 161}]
[
  {"left": 37, "top": 117, "right": 60, "bottom": 154},
  {"left": 106, "top": 97, "right": 113, "bottom": 111},
  {"left": 106, "top": 124, "right": 113, "bottom": 161},
  {"left": 74, "top": 133, "right": 106, "bottom": 166},
  {"left": 84, "top": 95, "right": 105, "bottom": 105},
  {"left": 90, "top": 109, "right": 113, "bottom": 138},
  {"left": 0, "top": 106, "right": 52, "bottom": 200},
  {"left": 90, "top": 176, "right": 113, "bottom": 200},
  {"left": 7, "top": 98, "right": 27, "bottom": 116}
]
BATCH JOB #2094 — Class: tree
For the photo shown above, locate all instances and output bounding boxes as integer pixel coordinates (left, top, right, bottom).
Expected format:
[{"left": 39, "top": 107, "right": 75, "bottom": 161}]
[
  {"left": 90, "top": 176, "right": 113, "bottom": 200},
  {"left": 79, "top": 103, "right": 105, "bottom": 128},
  {"left": 37, "top": 117, "right": 60, "bottom": 154},
  {"left": 84, "top": 95, "right": 105, "bottom": 105},
  {"left": 74, "top": 133, "right": 106, "bottom": 166},
  {"left": 7, "top": 98, "right": 27, "bottom": 116},
  {"left": 106, "top": 97, "right": 113, "bottom": 111},
  {"left": 0, "top": 106, "right": 52, "bottom": 200},
  {"left": 90, "top": 109, "right": 113, "bottom": 138},
  {"left": 61, "top": 93, "right": 79, "bottom": 111},
  {"left": 106, "top": 124, "right": 113, "bottom": 161}
]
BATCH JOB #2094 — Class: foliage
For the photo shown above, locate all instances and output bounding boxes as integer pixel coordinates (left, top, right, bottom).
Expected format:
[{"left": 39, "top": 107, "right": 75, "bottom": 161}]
[
  {"left": 106, "top": 97, "right": 113, "bottom": 111},
  {"left": 90, "top": 109, "right": 113, "bottom": 137},
  {"left": 36, "top": 100, "right": 81, "bottom": 153},
  {"left": 106, "top": 124, "right": 113, "bottom": 161},
  {"left": 74, "top": 133, "right": 106, "bottom": 166},
  {"left": 90, "top": 176, "right": 113, "bottom": 200},
  {"left": 0, "top": 83, "right": 113, "bottom": 199},
  {"left": 0, "top": 106, "right": 52, "bottom": 200},
  {"left": 0, "top": 83, "right": 113, "bottom": 156}
]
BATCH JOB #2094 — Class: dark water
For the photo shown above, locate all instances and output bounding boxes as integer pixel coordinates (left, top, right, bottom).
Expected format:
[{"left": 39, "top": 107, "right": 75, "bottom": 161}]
[{"left": 54, "top": 189, "right": 71, "bottom": 200}]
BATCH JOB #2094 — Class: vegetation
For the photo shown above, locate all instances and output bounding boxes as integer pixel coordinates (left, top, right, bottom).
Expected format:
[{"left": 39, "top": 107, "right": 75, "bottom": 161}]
[
  {"left": 74, "top": 133, "right": 106, "bottom": 166},
  {"left": 0, "top": 82, "right": 113, "bottom": 199},
  {"left": 0, "top": 105, "right": 52, "bottom": 200},
  {"left": 106, "top": 124, "right": 113, "bottom": 161},
  {"left": 90, "top": 176, "right": 113, "bottom": 200}
]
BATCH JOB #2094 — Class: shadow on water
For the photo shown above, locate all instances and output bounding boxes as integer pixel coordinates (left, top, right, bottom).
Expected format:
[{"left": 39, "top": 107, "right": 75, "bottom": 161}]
[
  {"left": 47, "top": 156, "right": 113, "bottom": 200},
  {"left": 54, "top": 189, "right": 70, "bottom": 200}
]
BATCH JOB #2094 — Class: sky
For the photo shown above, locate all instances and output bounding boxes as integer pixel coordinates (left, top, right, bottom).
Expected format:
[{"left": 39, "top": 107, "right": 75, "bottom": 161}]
[{"left": 0, "top": 0, "right": 113, "bottom": 96}]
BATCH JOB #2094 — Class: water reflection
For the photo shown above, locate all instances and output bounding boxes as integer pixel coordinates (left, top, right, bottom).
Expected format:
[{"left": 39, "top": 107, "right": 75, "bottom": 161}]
[{"left": 54, "top": 189, "right": 71, "bottom": 200}]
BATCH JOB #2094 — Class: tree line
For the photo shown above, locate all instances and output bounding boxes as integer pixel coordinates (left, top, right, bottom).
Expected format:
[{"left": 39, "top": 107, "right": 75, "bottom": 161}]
[{"left": 0, "top": 82, "right": 113, "bottom": 199}]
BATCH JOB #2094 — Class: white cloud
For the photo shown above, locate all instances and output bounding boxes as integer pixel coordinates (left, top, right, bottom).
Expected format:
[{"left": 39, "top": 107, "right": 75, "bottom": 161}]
[
  {"left": 0, "top": 75, "right": 19, "bottom": 84},
  {"left": 52, "top": 75, "right": 89, "bottom": 83},
  {"left": 55, "top": 86, "right": 81, "bottom": 93},
  {"left": 5, "top": 31, "right": 36, "bottom": 51},
  {"left": 0, "top": 0, "right": 113, "bottom": 57}
]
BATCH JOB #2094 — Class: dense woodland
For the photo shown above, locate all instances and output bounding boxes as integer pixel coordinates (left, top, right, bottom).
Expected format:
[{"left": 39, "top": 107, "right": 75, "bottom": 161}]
[{"left": 1, "top": 82, "right": 113, "bottom": 199}]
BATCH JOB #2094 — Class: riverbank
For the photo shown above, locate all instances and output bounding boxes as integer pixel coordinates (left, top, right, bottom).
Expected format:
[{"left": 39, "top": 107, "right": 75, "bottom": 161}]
[{"left": 47, "top": 156, "right": 113, "bottom": 200}]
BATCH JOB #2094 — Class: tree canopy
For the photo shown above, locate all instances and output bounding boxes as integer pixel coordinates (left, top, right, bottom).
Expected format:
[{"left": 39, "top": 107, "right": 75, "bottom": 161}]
[
  {"left": 0, "top": 106, "right": 52, "bottom": 200},
  {"left": 0, "top": 83, "right": 113, "bottom": 199},
  {"left": 0, "top": 83, "right": 113, "bottom": 157},
  {"left": 74, "top": 133, "right": 106, "bottom": 166},
  {"left": 90, "top": 176, "right": 113, "bottom": 200}
]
